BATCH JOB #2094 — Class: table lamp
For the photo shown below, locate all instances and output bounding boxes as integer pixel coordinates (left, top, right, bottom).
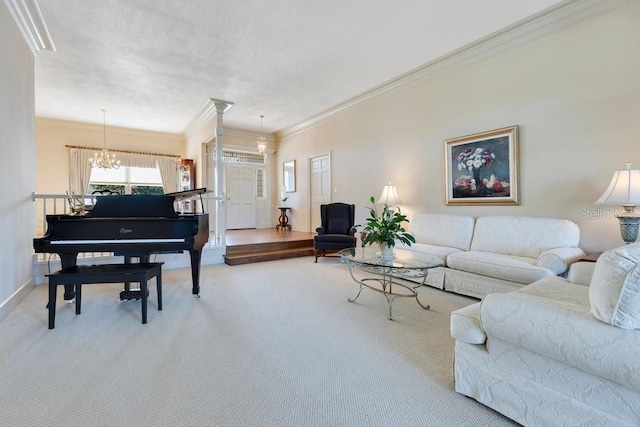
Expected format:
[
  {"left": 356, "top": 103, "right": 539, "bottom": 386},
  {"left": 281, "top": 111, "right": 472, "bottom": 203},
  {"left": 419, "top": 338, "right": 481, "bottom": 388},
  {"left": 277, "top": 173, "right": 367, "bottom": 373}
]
[
  {"left": 596, "top": 163, "right": 640, "bottom": 244},
  {"left": 377, "top": 182, "right": 402, "bottom": 206}
]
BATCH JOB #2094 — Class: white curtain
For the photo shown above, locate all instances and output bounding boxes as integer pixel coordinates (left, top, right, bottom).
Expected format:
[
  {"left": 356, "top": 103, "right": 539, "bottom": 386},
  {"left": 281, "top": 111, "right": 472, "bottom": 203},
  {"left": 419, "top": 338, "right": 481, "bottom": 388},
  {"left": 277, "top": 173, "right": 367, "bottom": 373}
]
[
  {"left": 157, "top": 156, "right": 179, "bottom": 193},
  {"left": 115, "top": 151, "right": 157, "bottom": 168},
  {"left": 69, "top": 148, "right": 93, "bottom": 196},
  {"left": 70, "top": 147, "right": 179, "bottom": 193}
]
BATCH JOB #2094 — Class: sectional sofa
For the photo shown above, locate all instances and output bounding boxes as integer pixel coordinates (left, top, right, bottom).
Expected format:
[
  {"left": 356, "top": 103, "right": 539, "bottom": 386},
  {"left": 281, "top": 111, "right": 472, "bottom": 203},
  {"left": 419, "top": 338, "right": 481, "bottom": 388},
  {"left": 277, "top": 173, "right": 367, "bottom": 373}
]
[
  {"left": 450, "top": 243, "right": 640, "bottom": 425},
  {"left": 395, "top": 214, "right": 586, "bottom": 299}
]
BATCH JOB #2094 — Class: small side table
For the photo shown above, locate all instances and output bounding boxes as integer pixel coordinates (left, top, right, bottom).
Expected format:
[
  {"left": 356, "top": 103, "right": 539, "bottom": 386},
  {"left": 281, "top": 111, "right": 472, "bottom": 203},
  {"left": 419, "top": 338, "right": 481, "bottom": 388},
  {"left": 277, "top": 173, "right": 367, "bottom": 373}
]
[
  {"left": 580, "top": 252, "right": 602, "bottom": 262},
  {"left": 276, "top": 206, "right": 291, "bottom": 231}
]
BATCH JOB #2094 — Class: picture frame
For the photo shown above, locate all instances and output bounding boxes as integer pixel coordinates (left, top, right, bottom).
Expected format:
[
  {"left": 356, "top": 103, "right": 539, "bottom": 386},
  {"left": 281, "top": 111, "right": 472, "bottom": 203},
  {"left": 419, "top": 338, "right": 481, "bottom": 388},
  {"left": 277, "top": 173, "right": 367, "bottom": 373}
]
[
  {"left": 283, "top": 160, "right": 296, "bottom": 192},
  {"left": 444, "top": 125, "right": 519, "bottom": 205}
]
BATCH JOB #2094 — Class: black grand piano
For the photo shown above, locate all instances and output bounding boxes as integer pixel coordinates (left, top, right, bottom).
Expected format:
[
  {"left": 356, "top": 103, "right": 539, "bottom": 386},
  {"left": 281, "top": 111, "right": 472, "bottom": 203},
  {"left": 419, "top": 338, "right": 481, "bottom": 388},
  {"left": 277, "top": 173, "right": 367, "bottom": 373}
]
[{"left": 34, "top": 189, "right": 210, "bottom": 300}]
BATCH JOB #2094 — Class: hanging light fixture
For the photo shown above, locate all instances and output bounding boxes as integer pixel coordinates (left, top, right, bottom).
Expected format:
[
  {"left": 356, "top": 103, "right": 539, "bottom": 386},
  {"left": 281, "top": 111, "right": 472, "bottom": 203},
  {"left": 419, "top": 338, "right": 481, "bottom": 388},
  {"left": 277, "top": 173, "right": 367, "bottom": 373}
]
[
  {"left": 89, "top": 108, "right": 121, "bottom": 169},
  {"left": 257, "top": 115, "right": 267, "bottom": 154}
]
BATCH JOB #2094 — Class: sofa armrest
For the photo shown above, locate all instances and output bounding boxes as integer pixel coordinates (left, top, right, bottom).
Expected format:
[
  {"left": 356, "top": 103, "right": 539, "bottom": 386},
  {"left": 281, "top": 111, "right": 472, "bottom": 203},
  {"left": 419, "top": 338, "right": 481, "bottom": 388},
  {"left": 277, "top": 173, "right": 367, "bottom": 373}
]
[
  {"left": 316, "top": 226, "right": 326, "bottom": 235},
  {"left": 537, "top": 247, "right": 586, "bottom": 275},
  {"left": 450, "top": 303, "right": 486, "bottom": 344},
  {"left": 567, "top": 262, "right": 595, "bottom": 286}
]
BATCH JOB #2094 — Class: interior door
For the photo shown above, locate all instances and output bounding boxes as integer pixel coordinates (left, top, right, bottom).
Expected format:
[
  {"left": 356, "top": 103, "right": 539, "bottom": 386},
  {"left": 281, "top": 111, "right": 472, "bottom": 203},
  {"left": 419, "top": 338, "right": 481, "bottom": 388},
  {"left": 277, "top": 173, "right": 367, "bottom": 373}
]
[
  {"left": 226, "top": 163, "right": 257, "bottom": 229},
  {"left": 310, "top": 153, "right": 331, "bottom": 231}
]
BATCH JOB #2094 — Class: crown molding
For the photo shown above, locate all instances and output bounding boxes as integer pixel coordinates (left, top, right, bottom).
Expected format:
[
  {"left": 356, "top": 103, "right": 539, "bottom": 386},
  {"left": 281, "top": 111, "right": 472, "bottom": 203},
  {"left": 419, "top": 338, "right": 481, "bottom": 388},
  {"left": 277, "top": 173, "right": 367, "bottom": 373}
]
[
  {"left": 274, "top": 0, "right": 633, "bottom": 140},
  {"left": 4, "top": 0, "right": 55, "bottom": 55}
]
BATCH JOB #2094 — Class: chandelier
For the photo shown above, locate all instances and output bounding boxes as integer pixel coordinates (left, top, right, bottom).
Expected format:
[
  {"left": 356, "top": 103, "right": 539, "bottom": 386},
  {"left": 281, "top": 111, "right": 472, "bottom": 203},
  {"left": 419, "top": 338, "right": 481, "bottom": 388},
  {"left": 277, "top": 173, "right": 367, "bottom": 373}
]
[
  {"left": 89, "top": 109, "right": 121, "bottom": 169},
  {"left": 257, "top": 115, "right": 267, "bottom": 154}
]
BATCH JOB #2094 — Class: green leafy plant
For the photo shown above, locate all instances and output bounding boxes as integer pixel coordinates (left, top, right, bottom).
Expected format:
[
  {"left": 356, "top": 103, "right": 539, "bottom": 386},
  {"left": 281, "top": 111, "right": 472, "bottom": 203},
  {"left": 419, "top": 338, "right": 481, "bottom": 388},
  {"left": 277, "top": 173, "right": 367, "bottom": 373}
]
[{"left": 361, "top": 196, "right": 415, "bottom": 248}]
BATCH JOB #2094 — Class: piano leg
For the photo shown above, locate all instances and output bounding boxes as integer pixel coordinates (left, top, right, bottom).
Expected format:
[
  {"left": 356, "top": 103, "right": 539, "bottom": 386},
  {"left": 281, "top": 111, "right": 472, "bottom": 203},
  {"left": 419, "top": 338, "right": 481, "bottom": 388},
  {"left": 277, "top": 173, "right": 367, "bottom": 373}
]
[
  {"left": 59, "top": 252, "right": 79, "bottom": 301},
  {"left": 189, "top": 249, "right": 202, "bottom": 297}
]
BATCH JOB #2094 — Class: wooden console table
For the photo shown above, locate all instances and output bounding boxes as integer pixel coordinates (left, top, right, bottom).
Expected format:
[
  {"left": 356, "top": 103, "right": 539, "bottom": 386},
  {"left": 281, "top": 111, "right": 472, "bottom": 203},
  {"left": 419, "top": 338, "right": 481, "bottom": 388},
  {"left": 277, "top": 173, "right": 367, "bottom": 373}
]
[{"left": 276, "top": 206, "right": 291, "bottom": 231}]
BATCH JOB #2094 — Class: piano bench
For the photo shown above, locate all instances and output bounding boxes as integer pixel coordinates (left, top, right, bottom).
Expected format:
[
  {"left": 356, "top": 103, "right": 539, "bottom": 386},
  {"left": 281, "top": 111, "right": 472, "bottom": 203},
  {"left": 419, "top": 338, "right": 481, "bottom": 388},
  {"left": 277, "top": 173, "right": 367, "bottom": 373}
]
[{"left": 46, "top": 263, "right": 164, "bottom": 329}]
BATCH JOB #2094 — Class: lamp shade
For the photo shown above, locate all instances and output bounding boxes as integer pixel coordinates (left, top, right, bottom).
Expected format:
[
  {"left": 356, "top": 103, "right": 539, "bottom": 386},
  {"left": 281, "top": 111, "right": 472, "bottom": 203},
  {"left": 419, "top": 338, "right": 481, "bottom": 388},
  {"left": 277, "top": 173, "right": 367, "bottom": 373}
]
[
  {"left": 377, "top": 182, "right": 402, "bottom": 205},
  {"left": 596, "top": 163, "right": 640, "bottom": 206}
]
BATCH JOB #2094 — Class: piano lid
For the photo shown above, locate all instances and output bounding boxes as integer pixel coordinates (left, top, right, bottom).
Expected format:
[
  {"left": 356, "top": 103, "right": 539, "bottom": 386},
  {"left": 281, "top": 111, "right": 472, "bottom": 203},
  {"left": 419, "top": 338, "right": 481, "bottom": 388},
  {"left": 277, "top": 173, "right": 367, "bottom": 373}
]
[
  {"left": 88, "top": 195, "right": 179, "bottom": 218},
  {"left": 165, "top": 187, "right": 209, "bottom": 200},
  {"left": 166, "top": 187, "right": 210, "bottom": 213}
]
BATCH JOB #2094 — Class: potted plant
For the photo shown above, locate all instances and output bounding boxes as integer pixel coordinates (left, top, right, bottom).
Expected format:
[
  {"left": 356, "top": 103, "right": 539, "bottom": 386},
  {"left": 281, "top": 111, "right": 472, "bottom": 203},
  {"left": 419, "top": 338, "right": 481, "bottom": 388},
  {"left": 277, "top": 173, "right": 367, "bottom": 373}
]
[{"left": 361, "top": 196, "right": 415, "bottom": 259}]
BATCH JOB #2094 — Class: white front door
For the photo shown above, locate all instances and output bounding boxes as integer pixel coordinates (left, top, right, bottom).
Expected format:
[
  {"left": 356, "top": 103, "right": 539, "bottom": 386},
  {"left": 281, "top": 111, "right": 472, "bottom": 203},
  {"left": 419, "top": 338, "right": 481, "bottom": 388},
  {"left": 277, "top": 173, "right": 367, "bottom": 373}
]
[
  {"left": 226, "top": 163, "right": 257, "bottom": 229},
  {"left": 310, "top": 153, "right": 331, "bottom": 232}
]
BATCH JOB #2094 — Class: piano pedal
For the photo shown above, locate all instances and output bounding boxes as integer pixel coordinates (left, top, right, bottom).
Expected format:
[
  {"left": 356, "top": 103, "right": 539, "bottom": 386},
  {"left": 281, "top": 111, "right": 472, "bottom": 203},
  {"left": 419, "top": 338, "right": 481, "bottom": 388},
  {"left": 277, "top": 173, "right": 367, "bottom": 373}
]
[
  {"left": 118, "top": 289, "right": 149, "bottom": 302},
  {"left": 46, "top": 299, "right": 74, "bottom": 309}
]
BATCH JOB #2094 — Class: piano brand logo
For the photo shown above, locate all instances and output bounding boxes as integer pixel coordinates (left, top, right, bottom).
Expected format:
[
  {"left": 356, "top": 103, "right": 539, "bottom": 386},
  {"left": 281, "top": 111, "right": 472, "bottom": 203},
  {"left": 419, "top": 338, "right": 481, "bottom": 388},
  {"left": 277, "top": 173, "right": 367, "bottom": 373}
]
[{"left": 120, "top": 228, "right": 133, "bottom": 234}]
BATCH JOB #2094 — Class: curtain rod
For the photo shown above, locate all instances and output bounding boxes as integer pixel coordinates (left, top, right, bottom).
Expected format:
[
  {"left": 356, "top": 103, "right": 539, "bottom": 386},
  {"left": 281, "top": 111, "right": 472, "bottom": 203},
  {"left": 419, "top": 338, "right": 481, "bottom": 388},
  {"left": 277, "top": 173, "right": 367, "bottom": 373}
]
[{"left": 65, "top": 145, "right": 180, "bottom": 158}]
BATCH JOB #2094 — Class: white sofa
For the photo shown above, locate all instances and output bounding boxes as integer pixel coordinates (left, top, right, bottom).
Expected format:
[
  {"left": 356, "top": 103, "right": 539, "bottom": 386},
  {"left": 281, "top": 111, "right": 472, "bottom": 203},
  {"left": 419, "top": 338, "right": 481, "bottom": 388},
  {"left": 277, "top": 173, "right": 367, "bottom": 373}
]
[
  {"left": 450, "top": 244, "right": 640, "bottom": 426},
  {"left": 396, "top": 214, "right": 585, "bottom": 298}
]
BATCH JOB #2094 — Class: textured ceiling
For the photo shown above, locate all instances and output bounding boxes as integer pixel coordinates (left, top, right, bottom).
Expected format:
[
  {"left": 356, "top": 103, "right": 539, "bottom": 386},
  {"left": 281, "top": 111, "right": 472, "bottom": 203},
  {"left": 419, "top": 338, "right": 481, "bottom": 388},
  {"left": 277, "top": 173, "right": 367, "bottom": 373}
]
[{"left": 34, "top": 0, "right": 565, "bottom": 135}]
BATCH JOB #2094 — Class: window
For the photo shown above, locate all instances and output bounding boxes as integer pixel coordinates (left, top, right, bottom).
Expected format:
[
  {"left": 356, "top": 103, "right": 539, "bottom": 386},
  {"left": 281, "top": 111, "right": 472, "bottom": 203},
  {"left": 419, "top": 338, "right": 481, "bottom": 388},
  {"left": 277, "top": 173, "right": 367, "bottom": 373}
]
[
  {"left": 88, "top": 167, "right": 164, "bottom": 195},
  {"left": 256, "top": 169, "right": 264, "bottom": 198}
]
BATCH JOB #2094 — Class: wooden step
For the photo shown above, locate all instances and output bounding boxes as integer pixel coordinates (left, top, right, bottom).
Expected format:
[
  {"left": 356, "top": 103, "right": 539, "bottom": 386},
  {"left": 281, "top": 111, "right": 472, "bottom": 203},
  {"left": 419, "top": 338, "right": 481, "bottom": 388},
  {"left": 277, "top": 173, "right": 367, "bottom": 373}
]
[
  {"left": 224, "top": 236, "right": 313, "bottom": 265},
  {"left": 224, "top": 246, "right": 314, "bottom": 265},
  {"left": 225, "top": 238, "right": 313, "bottom": 255}
]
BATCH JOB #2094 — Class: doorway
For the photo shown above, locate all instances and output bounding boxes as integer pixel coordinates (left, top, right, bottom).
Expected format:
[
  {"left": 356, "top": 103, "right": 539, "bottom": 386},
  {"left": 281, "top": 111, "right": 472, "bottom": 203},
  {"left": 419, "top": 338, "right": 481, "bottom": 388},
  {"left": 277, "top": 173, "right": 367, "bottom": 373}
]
[
  {"left": 226, "top": 163, "right": 258, "bottom": 229},
  {"left": 309, "top": 153, "right": 331, "bottom": 232}
]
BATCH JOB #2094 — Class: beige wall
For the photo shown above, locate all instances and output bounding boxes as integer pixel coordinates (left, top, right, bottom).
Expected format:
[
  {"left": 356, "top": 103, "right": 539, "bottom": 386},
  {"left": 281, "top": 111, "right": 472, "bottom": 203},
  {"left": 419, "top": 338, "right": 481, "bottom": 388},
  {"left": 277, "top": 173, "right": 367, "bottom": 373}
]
[
  {"left": 36, "top": 118, "right": 186, "bottom": 194},
  {"left": 0, "top": 6, "right": 37, "bottom": 316},
  {"left": 276, "top": 1, "right": 640, "bottom": 253}
]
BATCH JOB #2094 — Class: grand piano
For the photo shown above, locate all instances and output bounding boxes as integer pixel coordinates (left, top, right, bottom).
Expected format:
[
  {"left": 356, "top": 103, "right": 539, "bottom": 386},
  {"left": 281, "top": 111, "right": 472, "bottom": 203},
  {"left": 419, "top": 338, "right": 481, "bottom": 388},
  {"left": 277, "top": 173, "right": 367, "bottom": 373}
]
[{"left": 34, "top": 190, "right": 210, "bottom": 300}]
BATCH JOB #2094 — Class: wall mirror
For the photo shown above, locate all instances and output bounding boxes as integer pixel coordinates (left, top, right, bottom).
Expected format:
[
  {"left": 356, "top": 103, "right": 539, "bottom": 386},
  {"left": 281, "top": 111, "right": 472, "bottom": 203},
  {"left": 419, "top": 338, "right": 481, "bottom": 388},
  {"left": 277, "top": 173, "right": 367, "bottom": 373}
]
[{"left": 283, "top": 160, "right": 296, "bottom": 192}]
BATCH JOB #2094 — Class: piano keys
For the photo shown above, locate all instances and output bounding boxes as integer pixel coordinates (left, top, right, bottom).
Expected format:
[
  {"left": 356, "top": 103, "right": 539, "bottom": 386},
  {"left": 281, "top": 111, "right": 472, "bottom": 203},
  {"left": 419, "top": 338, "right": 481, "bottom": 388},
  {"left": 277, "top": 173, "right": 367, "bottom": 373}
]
[{"left": 34, "top": 194, "right": 209, "bottom": 300}]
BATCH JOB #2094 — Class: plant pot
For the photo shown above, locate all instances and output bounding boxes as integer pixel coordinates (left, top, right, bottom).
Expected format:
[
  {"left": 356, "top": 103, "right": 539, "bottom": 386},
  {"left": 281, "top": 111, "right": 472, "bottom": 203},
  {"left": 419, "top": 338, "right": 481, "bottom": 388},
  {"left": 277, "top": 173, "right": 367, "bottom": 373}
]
[{"left": 378, "top": 243, "right": 394, "bottom": 260}]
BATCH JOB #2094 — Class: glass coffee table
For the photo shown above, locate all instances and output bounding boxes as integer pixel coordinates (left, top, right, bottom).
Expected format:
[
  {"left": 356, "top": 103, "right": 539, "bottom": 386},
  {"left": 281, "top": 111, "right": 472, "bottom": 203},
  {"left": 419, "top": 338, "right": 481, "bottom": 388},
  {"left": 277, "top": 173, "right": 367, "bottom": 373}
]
[{"left": 339, "top": 247, "right": 444, "bottom": 320}]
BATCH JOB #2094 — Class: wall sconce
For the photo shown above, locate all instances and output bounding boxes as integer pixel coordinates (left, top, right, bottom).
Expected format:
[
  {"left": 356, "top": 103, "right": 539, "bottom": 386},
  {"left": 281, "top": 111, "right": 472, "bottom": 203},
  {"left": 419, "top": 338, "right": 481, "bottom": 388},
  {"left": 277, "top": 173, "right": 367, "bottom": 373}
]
[{"left": 596, "top": 162, "right": 640, "bottom": 244}]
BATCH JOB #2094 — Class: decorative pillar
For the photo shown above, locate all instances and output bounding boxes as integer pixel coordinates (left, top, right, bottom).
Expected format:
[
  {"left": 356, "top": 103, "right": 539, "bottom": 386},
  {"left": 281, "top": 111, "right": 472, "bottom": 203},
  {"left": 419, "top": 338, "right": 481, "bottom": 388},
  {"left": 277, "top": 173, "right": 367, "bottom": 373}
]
[{"left": 211, "top": 99, "right": 233, "bottom": 246}]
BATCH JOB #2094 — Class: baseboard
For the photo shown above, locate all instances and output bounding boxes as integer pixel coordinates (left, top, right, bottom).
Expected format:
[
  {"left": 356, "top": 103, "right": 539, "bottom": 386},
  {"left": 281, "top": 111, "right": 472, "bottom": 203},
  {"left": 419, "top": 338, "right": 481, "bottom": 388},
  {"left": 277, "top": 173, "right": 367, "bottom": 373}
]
[{"left": 0, "top": 277, "right": 36, "bottom": 322}]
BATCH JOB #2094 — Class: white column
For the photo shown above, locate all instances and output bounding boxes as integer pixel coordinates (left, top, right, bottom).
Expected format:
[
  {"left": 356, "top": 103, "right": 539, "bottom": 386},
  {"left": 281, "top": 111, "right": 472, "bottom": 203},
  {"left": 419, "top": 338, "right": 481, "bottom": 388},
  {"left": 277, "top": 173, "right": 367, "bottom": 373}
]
[{"left": 211, "top": 99, "right": 233, "bottom": 246}]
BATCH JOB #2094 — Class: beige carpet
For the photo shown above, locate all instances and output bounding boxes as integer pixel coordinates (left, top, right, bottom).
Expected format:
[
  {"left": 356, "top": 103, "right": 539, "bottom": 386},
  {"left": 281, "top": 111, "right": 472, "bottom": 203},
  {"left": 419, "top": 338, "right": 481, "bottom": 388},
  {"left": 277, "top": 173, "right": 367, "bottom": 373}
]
[{"left": 0, "top": 257, "right": 516, "bottom": 426}]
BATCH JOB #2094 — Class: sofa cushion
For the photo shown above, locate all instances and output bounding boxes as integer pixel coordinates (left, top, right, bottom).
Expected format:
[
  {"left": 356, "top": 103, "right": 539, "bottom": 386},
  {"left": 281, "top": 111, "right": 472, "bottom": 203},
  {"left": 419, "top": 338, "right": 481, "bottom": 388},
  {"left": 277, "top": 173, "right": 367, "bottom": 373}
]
[
  {"left": 409, "top": 214, "right": 475, "bottom": 251},
  {"left": 480, "top": 279, "right": 640, "bottom": 391},
  {"left": 470, "top": 216, "right": 581, "bottom": 258},
  {"left": 446, "top": 251, "right": 555, "bottom": 285},
  {"left": 395, "top": 242, "right": 464, "bottom": 264},
  {"left": 589, "top": 243, "right": 640, "bottom": 329},
  {"left": 567, "top": 262, "right": 595, "bottom": 286}
]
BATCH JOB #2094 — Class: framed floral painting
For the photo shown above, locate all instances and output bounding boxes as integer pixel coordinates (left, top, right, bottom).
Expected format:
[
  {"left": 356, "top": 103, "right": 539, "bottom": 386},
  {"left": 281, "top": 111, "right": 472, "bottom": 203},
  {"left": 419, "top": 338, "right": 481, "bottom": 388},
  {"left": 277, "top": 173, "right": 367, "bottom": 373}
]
[{"left": 444, "top": 125, "right": 519, "bottom": 205}]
